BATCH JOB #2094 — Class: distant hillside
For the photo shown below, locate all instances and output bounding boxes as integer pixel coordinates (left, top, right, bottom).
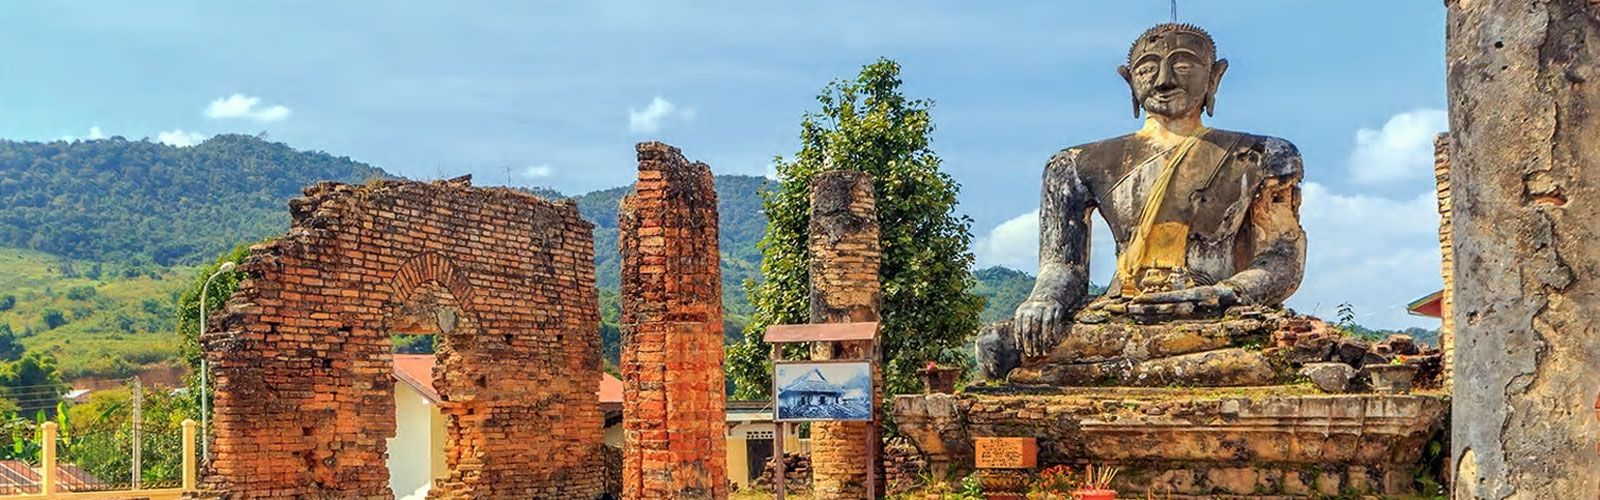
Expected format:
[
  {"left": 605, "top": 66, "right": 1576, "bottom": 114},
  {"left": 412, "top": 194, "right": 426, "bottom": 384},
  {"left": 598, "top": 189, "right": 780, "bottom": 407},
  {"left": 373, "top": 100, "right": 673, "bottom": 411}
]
[
  {"left": 971, "top": 266, "right": 1110, "bottom": 324},
  {"left": 0, "top": 135, "right": 385, "bottom": 266},
  {"left": 573, "top": 175, "right": 770, "bottom": 317},
  {"left": 972, "top": 266, "right": 1036, "bottom": 324}
]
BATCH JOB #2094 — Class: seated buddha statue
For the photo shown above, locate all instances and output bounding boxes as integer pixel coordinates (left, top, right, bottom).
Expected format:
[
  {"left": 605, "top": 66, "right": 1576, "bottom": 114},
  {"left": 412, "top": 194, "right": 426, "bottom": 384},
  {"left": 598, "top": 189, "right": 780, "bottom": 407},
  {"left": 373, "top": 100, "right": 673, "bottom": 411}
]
[{"left": 989, "top": 23, "right": 1307, "bottom": 382}]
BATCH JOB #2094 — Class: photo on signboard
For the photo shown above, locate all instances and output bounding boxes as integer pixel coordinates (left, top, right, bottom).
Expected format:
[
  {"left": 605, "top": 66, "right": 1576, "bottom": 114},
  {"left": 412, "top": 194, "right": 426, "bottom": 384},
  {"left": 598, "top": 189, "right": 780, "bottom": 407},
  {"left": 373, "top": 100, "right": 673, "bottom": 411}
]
[{"left": 774, "top": 361, "right": 872, "bottom": 422}]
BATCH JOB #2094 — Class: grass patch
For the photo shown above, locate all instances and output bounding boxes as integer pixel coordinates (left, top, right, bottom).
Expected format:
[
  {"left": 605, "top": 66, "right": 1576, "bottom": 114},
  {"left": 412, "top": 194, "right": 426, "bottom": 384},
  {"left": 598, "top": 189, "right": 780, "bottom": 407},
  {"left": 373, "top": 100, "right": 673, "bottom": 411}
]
[{"left": 0, "top": 247, "right": 192, "bottom": 381}]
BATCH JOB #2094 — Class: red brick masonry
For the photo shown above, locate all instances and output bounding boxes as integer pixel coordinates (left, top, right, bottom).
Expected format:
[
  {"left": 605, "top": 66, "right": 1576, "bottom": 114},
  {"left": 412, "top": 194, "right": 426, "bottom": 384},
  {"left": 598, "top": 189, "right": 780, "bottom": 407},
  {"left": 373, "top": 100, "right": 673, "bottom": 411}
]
[
  {"left": 203, "top": 177, "right": 604, "bottom": 499},
  {"left": 619, "top": 143, "right": 728, "bottom": 499}
]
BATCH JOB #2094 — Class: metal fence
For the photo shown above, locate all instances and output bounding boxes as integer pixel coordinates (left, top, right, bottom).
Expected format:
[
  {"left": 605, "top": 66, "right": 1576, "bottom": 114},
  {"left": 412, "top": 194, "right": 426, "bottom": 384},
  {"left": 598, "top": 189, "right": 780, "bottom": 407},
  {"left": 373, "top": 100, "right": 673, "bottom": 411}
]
[{"left": 0, "top": 378, "right": 199, "bottom": 499}]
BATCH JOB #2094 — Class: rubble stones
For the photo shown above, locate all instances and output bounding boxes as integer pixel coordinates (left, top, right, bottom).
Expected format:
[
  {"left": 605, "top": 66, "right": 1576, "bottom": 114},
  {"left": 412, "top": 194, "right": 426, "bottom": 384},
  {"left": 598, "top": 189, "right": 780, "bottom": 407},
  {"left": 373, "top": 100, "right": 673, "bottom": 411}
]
[
  {"left": 1376, "top": 334, "right": 1420, "bottom": 356},
  {"left": 1335, "top": 339, "right": 1372, "bottom": 366},
  {"left": 753, "top": 453, "right": 812, "bottom": 494},
  {"left": 1300, "top": 362, "right": 1356, "bottom": 393},
  {"left": 1286, "top": 333, "right": 1335, "bottom": 364}
]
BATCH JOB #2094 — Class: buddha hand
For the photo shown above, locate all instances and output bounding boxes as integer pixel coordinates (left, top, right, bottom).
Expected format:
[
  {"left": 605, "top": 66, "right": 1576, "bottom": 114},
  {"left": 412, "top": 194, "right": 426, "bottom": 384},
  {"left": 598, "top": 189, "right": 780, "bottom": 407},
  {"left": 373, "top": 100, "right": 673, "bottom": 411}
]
[
  {"left": 1130, "top": 283, "right": 1240, "bottom": 309},
  {"left": 1013, "top": 297, "right": 1069, "bottom": 358}
]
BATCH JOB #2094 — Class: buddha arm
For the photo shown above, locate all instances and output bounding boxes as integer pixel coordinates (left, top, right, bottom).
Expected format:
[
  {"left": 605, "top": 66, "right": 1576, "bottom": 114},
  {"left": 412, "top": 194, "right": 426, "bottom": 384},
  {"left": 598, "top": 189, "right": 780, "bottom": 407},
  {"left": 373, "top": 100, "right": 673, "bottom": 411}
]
[
  {"left": 1219, "top": 147, "right": 1306, "bottom": 306},
  {"left": 1014, "top": 149, "right": 1094, "bottom": 356},
  {"left": 1032, "top": 149, "right": 1093, "bottom": 307}
]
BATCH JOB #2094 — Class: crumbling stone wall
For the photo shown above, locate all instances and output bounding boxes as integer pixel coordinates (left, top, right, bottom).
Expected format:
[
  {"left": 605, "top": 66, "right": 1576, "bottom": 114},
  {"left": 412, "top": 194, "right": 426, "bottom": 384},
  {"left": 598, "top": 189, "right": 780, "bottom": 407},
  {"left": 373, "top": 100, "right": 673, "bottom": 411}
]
[
  {"left": 807, "top": 171, "right": 884, "bottom": 498},
  {"left": 894, "top": 392, "right": 1447, "bottom": 496},
  {"left": 203, "top": 177, "right": 605, "bottom": 499},
  {"left": 1432, "top": 133, "right": 1455, "bottom": 388},
  {"left": 618, "top": 142, "right": 728, "bottom": 499},
  {"left": 1446, "top": 0, "right": 1600, "bottom": 497}
]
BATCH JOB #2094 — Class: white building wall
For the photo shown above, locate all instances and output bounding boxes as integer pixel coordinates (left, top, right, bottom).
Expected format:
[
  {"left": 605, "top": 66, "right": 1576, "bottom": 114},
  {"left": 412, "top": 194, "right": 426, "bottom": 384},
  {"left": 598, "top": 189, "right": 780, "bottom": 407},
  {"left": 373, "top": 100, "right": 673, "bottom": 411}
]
[{"left": 388, "top": 384, "right": 438, "bottom": 497}]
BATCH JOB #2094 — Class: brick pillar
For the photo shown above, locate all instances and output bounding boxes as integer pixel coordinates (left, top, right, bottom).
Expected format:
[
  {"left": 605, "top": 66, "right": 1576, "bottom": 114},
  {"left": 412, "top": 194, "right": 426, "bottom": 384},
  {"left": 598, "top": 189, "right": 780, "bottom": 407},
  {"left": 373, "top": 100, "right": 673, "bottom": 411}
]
[
  {"left": 1432, "top": 133, "right": 1455, "bottom": 389},
  {"left": 807, "top": 171, "right": 882, "bottom": 499},
  {"left": 1447, "top": 0, "right": 1600, "bottom": 497},
  {"left": 619, "top": 142, "right": 728, "bottom": 500}
]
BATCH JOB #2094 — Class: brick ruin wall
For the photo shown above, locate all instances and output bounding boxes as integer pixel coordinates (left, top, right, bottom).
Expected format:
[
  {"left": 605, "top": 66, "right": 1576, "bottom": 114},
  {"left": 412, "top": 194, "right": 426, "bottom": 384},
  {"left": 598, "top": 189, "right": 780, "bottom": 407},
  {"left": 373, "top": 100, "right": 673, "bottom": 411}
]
[
  {"left": 806, "top": 171, "right": 884, "bottom": 498},
  {"left": 1432, "top": 133, "right": 1455, "bottom": 388},
  {"left": 618, "top": 142, "right": 728, "bottom": 499},
  {"left": 202, "top": 177, "right": 604, "bottom": 499}
]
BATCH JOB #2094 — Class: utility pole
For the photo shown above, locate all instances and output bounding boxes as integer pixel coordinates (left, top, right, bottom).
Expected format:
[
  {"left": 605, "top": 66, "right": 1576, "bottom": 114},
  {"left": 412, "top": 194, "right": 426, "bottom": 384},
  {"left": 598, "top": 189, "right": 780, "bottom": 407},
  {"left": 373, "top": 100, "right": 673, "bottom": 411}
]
[{"left": 132, "top": 376, "right": 143, "bottom": 489}]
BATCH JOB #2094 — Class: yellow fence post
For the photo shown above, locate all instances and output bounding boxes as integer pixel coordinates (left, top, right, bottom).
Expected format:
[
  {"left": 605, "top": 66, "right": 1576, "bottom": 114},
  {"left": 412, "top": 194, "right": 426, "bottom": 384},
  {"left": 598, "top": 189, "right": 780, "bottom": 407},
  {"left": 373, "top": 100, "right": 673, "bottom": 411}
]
[
  {"left": 41, "top": 421, "right": 57, "bottom": 496},
  {"left": 182, "top": 419, "right": 197, "bottom": 491}
]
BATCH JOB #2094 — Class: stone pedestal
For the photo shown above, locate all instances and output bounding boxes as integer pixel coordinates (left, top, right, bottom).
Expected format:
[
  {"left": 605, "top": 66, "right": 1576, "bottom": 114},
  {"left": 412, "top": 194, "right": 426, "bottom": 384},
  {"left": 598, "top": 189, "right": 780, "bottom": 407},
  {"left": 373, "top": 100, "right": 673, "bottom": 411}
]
[
  {"left": 893, "top": 388, "right": 1448, "bottom": 497},
  {"left": 1007, "top": 315, "right": 1287, "bottom": 387}
]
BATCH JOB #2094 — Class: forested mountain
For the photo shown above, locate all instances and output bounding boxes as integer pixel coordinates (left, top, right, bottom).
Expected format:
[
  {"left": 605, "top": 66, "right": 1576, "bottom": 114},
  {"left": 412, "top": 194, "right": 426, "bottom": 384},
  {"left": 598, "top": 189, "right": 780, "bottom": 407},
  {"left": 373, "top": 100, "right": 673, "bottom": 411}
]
[{"left": 0, "top": 135, "right": 384, "bottom": 266}]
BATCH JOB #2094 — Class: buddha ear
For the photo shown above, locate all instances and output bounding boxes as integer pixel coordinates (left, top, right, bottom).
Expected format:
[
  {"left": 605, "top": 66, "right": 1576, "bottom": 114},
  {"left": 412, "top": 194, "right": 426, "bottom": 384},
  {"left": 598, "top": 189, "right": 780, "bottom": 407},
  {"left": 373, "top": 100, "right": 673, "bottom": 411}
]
[
  {"left": 1117, "top": 64, "right": 1140, "bottom": 119},
  {"left": 1205, "top": 59, "right": 1229, "bottom": 117}
]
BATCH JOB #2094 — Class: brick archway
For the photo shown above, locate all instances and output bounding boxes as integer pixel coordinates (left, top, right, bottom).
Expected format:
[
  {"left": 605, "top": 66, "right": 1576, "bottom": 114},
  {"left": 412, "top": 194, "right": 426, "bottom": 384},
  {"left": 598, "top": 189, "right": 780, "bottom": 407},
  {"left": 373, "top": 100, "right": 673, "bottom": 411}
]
[{"left": 203, "top": 178, "right": 605, "bottom": 498}]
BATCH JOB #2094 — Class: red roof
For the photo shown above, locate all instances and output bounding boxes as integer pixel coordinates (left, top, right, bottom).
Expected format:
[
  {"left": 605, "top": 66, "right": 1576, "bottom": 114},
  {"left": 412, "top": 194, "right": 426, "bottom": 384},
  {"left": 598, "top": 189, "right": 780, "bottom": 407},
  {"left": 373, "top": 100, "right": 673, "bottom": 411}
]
[
  {"left": 1407, "top": 290, "right": 1444, "bottom": 319},
  {"left": 392, "top": 354, "right": 621, "bottom": 405}
]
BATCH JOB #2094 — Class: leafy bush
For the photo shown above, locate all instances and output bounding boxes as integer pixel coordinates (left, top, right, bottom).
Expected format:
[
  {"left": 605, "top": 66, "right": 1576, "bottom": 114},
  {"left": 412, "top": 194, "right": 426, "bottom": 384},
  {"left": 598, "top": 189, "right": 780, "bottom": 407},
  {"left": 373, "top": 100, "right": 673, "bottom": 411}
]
[
  {"left": 63, "top": 385, "right": 199, "bottom": 486},
  {"left": 41, "top": 309, "right": 68, "bottom": 330},
  {"left": 66, "top": 285, "right": 97, "bottom": 301}
]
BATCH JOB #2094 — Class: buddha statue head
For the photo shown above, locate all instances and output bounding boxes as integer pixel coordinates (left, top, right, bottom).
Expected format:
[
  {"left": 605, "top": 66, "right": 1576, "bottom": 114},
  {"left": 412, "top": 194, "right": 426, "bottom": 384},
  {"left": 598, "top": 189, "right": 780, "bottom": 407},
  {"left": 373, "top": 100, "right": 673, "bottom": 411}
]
[{"left": 1117, "top": 23, "right": 1230, "bottom": 119}]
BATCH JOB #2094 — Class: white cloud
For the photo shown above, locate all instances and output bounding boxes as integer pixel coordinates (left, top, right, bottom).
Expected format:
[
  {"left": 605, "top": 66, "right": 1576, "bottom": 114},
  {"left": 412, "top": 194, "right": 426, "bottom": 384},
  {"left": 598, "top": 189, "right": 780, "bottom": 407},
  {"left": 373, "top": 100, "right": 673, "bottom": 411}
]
[
  {"left": 973, "top": 210, "right": 1116, "bottom": 285},
  {"left": 973, "top": 210, "right": 1040, "bottom": 272},
  {"left": 1347, "top": 108, "right": 1447, "bottom": 184},
  {"left": 1289, "top": 182, "right": 1441, "bottom": 328},
  {"left": 205, "top": 93, "right": 292, "bottom": 122},
  {"left": 158, "top": 129, "right": 209, "bottom": 147},
  {"left": 520, "top": 164, "right": 553, "bottom": 179},
  {"left": 628, "top": 96, "right": 693, "bottom": 134},
  {"left": 60, "top": 126, "right": 107, "bottom": 142}
]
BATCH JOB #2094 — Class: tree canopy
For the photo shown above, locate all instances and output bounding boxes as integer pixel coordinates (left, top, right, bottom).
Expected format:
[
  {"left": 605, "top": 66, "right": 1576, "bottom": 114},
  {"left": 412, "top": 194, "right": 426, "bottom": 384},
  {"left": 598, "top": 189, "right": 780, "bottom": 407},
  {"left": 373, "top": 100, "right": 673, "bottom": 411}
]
[{"left": 728, "top": 58, "right": 984, "bottom": 398}]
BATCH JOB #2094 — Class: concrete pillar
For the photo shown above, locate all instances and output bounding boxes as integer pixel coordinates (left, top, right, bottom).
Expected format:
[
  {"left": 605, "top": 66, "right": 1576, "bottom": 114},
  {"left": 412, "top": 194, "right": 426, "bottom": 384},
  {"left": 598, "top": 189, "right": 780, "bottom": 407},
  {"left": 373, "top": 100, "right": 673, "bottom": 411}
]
[
  {"left": 807, "top": 171, "right": 883, "bottom": 498},
  {"left": 620, "top": 142, "right": 728, "bottom": 499},
  {"left": 1446, "top": 1, "right": 1600, "bottom": 497}
]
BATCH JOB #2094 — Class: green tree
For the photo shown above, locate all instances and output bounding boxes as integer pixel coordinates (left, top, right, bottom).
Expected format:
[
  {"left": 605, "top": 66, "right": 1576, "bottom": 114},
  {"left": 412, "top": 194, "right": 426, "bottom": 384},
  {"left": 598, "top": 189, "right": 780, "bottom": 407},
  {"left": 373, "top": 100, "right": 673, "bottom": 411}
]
[
  {"left": 728, "top": 58, "right": 983, "bottom": 398},
  {"left": 175, "top": 244, "right": 252, "bottom": 374},
  {"left": 0, "top": 295, "right": 15, "bottom": 312},
  {"left": 66, "top": 285, "right": 97, "bottom": 301},
  {"left": 0, "top": 351, "right": 68, "bottom": 417},
  {"left": 40, "top": 308, "right": 67, "bottom": 330},
  {"left": 63, "top": 385, "right": 198, "bottom": 485},
  {"left": 0, "top": 326, "right": 22, "bottom": 362}
]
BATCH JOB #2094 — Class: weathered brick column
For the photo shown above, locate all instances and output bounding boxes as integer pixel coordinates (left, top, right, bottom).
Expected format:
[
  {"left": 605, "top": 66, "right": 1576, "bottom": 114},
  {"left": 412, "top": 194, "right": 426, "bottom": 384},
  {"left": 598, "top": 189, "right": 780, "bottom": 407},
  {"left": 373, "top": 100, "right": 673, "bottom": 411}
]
[
  {"left": 1446, "top": 0, "right": 1600, "bottom": 496},
  {"left": 619, "top": 142, "right": 728, "bottom": 499},
  {"left": 1431, "top": 133, "right": 1455, "bottom": 389},
  {"left": 807, "top": 171, "right": 882, "bottom": 498}
]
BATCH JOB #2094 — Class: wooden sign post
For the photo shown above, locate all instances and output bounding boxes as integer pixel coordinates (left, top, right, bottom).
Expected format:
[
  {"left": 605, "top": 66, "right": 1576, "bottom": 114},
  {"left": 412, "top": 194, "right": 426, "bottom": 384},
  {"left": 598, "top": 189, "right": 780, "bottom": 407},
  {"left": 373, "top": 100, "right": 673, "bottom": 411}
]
[{"left": 764, "top": 322, "right": 880, "bottom": 500}]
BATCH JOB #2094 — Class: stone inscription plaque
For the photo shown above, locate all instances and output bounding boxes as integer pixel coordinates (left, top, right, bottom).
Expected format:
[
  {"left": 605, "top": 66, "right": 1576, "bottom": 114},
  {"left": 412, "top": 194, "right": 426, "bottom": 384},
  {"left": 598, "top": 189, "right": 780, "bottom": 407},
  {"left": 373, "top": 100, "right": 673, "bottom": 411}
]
[{"left": 974, "top": 437, "right": 1038, "bottom": 469}]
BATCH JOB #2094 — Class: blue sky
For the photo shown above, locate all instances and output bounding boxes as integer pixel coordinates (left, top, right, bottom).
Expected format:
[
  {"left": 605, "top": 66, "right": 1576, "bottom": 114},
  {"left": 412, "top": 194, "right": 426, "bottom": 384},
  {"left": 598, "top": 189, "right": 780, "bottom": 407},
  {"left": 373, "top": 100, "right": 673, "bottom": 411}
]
[{"left": 0, "top": 2, "right": 1448, "bottom": 328}]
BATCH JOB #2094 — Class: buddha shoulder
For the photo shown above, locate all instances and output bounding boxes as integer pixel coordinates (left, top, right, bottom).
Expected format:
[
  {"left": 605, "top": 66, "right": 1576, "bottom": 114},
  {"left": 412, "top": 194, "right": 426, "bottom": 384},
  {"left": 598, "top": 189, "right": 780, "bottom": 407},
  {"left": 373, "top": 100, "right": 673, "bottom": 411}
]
[
  {"left": 1044, "top": 134, "right": 1139, "bottom": 175},
  {"left": 1222, "top": 130, "right": 1303, "bottom": 179}
]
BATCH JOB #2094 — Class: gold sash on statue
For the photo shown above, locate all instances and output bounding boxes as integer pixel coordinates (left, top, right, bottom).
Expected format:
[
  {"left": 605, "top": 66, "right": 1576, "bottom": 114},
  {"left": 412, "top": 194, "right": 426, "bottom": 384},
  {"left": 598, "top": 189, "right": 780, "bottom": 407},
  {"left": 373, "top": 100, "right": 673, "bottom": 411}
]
[{"left": 1116, "top": 128, "right": 1210, "bottom": 296}]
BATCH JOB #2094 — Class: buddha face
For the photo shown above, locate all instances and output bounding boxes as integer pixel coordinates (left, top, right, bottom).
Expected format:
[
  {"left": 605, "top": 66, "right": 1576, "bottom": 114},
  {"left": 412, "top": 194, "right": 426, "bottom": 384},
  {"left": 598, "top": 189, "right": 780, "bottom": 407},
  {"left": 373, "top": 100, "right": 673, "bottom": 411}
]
[{"left": 1118, "top": 28, "right": 1228, "bottom": 119}]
